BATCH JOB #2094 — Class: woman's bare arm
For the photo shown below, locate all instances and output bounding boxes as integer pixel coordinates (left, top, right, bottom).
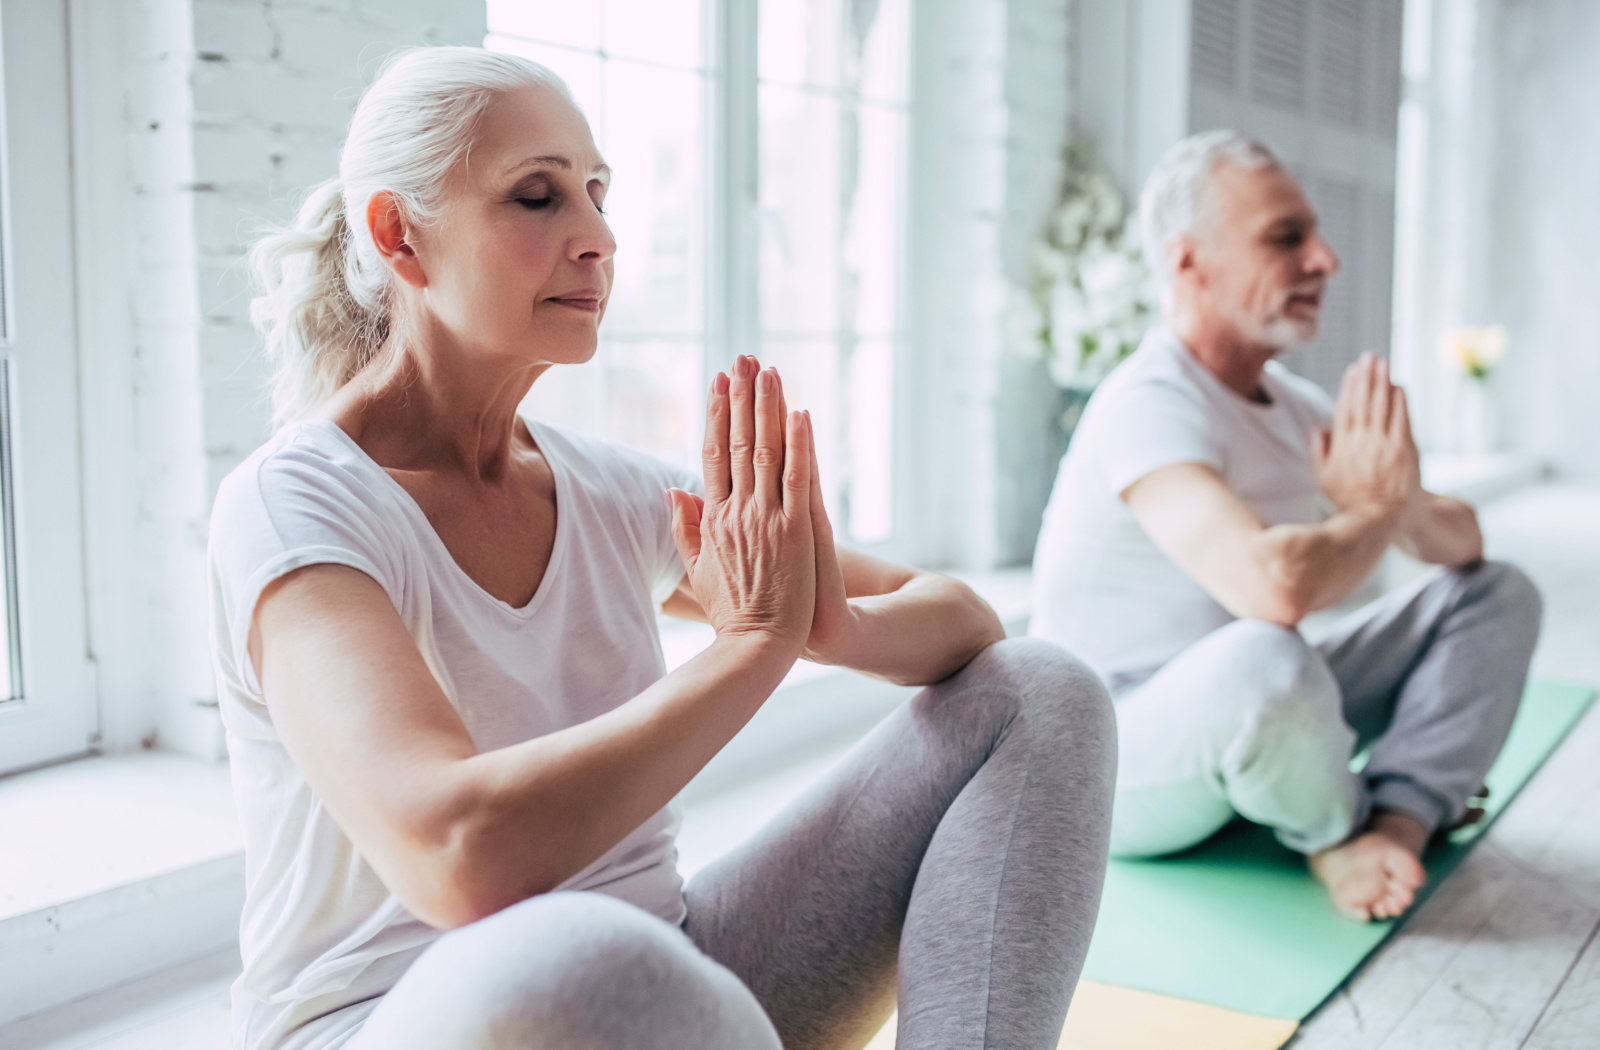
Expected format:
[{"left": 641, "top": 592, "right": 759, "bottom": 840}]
[
  {"left": 254, "top": 565, "right": 796, "bottom": 930},
  {"left": 665, "top": 549, "right": 1002, "bottom": 688},
  {"left": 254, "top": 358, "right": 816, "bottom": 930}
]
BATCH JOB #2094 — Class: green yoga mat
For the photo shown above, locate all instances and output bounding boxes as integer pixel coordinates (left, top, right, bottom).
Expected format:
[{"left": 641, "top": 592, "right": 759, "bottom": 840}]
[{"left": 1080, "top": 679, "right": 1598, "bottom": 1022}]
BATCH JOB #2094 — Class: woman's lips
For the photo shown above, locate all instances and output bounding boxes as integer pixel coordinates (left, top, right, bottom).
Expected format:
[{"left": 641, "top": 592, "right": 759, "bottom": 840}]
[{"left": 548, "top": 296, "right": 604, "bottom": 313}]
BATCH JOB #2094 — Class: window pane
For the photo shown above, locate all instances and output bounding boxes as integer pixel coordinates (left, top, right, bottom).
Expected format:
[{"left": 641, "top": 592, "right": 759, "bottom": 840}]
[
  {"left": 857, "top": 0, "right": 910, "bottom": 104},
  {"left": 485, "top": 33, "right": 604, "bottom": 121},
  {"left": 487, "top": 2, "right": 602, "bottom": 52},
  {"left": 599, "top": 340, "right": 704, "bottom": 469},
  {"left": 601, "top": 60, "right": 706, "bottom": 338},
  {"left": 845, "top": 338, "right": 894, "bottom": 543},
  {"left": 760, "top": 0, "right": 842, "bottom": 90},
  {"left": 759, "top": 84, "right": 840, "bottom": 336},
  {"left": 604, "top": 0, "right": 704, "bottom": 69},
  {"left": 843, "top": 102, "right": 904, "bottom": 338}
]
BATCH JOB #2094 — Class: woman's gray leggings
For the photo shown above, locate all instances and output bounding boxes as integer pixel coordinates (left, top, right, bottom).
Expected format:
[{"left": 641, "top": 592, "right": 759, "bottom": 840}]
[{"left": 344, "top": 639, "right": 1116, "bottom": 1050}]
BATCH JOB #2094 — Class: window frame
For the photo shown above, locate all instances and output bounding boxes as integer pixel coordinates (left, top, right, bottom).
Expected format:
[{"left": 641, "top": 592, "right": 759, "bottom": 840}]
[{"left": 0, "top": 0, "right": 98, "bottom": 774}]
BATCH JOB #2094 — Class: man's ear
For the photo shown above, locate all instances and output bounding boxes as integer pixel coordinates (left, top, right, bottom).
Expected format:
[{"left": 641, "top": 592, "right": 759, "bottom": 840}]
[
  {"left": 1169, "top": 233, "right": 1204, "bottom": 290},
  {"left": 366, "top": 192, "right": 427, "bottom": 290}
]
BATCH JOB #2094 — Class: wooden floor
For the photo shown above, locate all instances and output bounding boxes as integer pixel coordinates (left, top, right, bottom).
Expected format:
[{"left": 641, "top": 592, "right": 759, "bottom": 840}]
[
  {"left": 1292, "top": 484, "right": 1600, "bottom": 1050},
  {"left": 4, "top": 482, "right": 1598, "bottom": 1050}
]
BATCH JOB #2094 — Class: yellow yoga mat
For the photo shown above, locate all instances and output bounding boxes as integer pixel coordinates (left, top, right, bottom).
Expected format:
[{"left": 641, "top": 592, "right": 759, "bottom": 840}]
[{"left": 863, "top": 982, "right": 1297, "bottom": 1049}]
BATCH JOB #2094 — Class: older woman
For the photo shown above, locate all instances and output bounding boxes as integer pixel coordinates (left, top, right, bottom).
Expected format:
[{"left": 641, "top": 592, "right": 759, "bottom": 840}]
[{"left": 210, "top": 46, "right": 1114, "bottom": 1050}]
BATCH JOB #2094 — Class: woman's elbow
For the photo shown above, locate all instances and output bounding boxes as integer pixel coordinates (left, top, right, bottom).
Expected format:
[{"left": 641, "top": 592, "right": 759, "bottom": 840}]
[{"left": 385, "top": 800, "right": 559, "bottom": 929}]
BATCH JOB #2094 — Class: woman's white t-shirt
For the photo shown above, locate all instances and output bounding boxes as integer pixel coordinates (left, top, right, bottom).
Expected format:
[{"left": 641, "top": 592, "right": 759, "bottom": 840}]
[
  {"left": 1029, "top": 328, "right": 1334, "bottom": 691},
  {"left": 208, "top": 418, "right": 698, "bottom": 1050}
]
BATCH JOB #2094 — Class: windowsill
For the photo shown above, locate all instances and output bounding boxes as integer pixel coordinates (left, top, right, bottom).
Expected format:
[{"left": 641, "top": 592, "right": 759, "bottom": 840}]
[{"left": 0, "top": 752, "right": 238, "bottom": 924}]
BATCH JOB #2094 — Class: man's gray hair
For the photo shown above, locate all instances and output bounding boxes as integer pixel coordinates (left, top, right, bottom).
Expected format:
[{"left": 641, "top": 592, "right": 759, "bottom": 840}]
[{"left": 1137, "top": 129, "right": 1282, "bottom": 310}]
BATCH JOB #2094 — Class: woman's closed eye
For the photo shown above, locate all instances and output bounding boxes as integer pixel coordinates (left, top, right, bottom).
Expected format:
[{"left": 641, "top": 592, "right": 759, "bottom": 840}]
[{"left": 517, "top": 195, "right": 555, "bottom": 211}]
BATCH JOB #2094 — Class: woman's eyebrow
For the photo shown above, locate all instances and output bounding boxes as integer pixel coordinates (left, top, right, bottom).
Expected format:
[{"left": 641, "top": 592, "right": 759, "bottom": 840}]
[{"left": 506, "top": 155, "right": 611, "bottom": 179}]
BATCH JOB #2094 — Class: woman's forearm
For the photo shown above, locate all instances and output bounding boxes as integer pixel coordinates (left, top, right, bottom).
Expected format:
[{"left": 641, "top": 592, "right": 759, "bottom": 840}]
[
  {"left": 423, "top": 632, "right": 799, "bottom": 924},
  {"left": 808, "top": 573, "right": 1004, "bottom": 686}
]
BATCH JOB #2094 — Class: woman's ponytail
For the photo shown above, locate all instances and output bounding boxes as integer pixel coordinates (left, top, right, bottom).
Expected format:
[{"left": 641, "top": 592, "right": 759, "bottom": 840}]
[
  {"left": 247, "top": 47, "right": 574, "bottom": 429},
  {"left": 249, "top": 178, "right": 390, "bottom": 428}
]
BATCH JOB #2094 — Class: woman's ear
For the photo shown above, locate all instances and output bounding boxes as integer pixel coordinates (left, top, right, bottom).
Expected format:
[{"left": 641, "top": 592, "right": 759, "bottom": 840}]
[{"left": 366, "top": 191, "right": 428, "bottom": 289}]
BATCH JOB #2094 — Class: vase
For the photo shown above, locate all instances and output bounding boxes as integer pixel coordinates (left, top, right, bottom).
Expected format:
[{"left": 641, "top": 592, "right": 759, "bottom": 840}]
[{"left": 1459, "top": 379, "right": 1499, "bottom": 455}]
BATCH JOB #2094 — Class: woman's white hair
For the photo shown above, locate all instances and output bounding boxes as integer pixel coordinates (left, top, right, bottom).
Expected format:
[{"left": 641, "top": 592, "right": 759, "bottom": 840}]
[
  {"left": 1136, "top": 129, "right": 1282, "bottom": 311},
  {"left": 248, "top": 46, "right": 574, "bottom": 428}
]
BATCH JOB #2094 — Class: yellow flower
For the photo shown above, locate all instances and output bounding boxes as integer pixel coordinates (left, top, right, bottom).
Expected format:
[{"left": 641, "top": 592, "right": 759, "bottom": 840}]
[{"left": 1439, "top": 325, "right": 1508, "bottom": 380}]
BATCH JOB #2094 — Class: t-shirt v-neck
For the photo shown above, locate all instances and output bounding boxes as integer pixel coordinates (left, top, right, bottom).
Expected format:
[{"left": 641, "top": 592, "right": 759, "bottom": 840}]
[{"left": 318, "top": 419, "right": 569, "bottom": 619}]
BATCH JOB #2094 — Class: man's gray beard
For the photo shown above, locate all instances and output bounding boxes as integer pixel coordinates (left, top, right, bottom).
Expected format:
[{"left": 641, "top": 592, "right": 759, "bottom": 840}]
[{"left": 1255, "top": 314, "right": 1319, "bottom": 354}]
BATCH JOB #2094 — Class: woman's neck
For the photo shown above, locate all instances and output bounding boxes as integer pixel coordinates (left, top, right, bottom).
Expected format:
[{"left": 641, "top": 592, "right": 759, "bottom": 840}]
[{"left": 328, "top": 327, "right": 550, "bottom": 482}]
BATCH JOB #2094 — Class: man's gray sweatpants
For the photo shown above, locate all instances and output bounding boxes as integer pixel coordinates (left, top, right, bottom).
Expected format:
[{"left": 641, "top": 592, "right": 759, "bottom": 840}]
[
  {"left": 328, "top": 639, "right": 1117, "bottom": 1050},
  {"left": 1108, "top": 560, "right": 1542, "bottom": 857}
]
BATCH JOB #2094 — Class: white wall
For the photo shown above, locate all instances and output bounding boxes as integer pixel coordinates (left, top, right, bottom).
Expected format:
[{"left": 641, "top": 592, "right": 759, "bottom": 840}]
[
  {"left": 907, "top": 0, "right": 1074, "bottom": 569},
  {"left": 72, "top": 0, "right": 487, "bottom": 757},
  {"left": 1476, "top": 0, "right": 1600, "bottom": 479}
]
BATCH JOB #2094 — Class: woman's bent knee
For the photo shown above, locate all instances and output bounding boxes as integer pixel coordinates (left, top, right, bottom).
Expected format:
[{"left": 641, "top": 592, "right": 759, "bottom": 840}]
[
  {"left": 961, "top": 639, "right": 1115, "bottom": 745},
  {"left": 354, "top": 893, "right": 779, "bottom": 1050}
]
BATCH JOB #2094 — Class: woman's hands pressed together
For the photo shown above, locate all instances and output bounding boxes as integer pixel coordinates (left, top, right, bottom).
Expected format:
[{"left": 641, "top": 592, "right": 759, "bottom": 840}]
[{"left": 668, "top": 355, "right": 820, "bottom": 654}]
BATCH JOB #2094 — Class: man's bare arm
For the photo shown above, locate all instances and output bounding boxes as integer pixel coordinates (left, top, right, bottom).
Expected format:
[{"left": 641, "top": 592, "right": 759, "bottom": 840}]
[
  {"left": 1126, "top": 463, "right": 1403, "bottom": 625},
  {"left": 1125, "top": 353, "right": 1421, "bottom": 626},
  {"left": 1397, "top": 491, "right": 1483, "bottom": 566}
]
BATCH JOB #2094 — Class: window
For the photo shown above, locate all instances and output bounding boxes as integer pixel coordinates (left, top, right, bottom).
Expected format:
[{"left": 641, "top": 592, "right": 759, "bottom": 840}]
[
  {"left": 0, "top": 0, "right": 96, "bottom": 773},
  {"left": 486, "top": 0, "right": 910, "bottom": 549}
]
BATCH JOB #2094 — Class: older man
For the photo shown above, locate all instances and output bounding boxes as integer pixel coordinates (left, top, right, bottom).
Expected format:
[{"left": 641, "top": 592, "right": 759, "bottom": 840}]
[{"left": 1030, "top": 130, "right": 1542, "bottom": 921}]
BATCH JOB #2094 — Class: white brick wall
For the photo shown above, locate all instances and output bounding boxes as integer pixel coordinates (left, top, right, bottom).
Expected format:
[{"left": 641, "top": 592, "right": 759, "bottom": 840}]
[
  {"left": 73, "top": 0, "right": 486, "bottom": 756},
  {"left": 187, "top": 0, "right": 488, "bottom": 496}
]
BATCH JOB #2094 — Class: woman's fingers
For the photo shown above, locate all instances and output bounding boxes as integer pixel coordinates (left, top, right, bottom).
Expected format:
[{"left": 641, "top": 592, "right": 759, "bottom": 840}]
[
  {"left": 728, "top": 355, "right": 758, "bottom": 498},
  {"left": 806, "top": 409, "right": 837, "bottom": 546},
  {"left": 782, "top": 408, "right": 811, "bottom": 517},
  {"left": 702, "top": 371, "right": 731, "bottom": 503},
  {"left": 666, "top": 488, "right": 703, "bottom": 577},
  {"left": 754, "top": 367, "right": 785, "bottom": 508}
]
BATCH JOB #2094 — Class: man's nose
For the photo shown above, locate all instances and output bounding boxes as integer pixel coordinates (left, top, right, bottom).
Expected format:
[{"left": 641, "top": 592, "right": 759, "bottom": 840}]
[{"left": 1307, "top": 232, "right": 1340, "bottom": 277}]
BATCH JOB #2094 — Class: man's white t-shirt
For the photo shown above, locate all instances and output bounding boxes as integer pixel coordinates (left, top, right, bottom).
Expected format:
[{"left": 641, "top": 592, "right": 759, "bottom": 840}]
[
  {"left": 1029, "top": 328, "right": 1334, "bottom": 691},
  {"left": 208, "top": 418, "right": 698, "bottom": 1050}
]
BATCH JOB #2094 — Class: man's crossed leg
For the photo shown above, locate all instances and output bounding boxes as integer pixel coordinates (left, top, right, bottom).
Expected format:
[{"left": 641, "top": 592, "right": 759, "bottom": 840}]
[{"left": 1109, "top": 560, "right": 1541, "bottom": 919}]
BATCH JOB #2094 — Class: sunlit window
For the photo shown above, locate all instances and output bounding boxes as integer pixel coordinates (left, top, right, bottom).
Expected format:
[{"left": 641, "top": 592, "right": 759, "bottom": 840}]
[
  {"left": 757, "top": 0, "right": 907, "bottom": 544},
  {"left": 487, "top": 2, "right": 711, "bottom": 472},
  {"left": 486, "top": 0, "right": 908, "bottom": 546}
]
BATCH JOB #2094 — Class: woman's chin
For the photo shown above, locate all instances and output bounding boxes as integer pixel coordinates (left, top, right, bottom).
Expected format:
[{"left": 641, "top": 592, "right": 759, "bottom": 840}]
[{"left": 528, "top": 334, "right": 600, "bottom": 368}]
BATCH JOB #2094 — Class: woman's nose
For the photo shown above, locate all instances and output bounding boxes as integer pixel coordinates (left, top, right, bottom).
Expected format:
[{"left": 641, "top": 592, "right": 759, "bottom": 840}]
[{"left": 574, "top": 202, "right": 616, "bottom": 263}]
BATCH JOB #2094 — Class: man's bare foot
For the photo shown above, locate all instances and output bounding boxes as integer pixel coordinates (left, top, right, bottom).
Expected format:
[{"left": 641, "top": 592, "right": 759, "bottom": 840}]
[{"left": 1308, "top": 809, "right": 1429, "bottom": 922}]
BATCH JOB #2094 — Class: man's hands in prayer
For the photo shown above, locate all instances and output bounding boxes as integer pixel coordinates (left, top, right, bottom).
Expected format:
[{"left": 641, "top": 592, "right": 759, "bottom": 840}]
[{"left": 1312, "top": 352, "right": 1421, "bottom": 519}]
